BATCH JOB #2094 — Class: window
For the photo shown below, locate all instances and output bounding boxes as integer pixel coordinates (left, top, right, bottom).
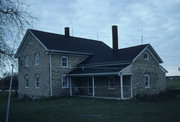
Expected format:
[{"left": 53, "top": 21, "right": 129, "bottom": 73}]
[
  {"left": 144, "top": 75, "right": 150, "bottom": 88},
  {"left": 144, "top": 52, "right": 149, "bottom": 60},
  {"left": 61, "top": 56, "right": 68, "bottom": 68},
  {"left": 34, "top": 53, "right": 40, "bottom": 65},
  {"left": 35, "top": 75, "right": 40, "bottom": 88},
  {"left": 108, "top": 76, "right": 116, "bottom": 89},
  {"left": 25, "top": 75, "right": 29, "bottom": 88},
  {"left": 62, "top": 75, "right": 69, "bottom": 88},
  {"left": 24, "top": 56, "right": 29, "bottom": 67}
]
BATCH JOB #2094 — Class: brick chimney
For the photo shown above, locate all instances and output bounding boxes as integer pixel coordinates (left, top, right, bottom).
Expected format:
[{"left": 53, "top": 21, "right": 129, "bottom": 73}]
[
  {"left": 64, "top": 27, "right": 70, "bottom": 36},
  {"left": 112, "top": 25, "right": 118, "bottom": 50}
]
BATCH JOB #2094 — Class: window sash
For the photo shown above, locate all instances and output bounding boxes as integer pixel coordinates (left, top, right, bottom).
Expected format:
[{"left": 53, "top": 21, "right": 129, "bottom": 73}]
[
  {"left": 108, "top": 77, "right": 116, "bottom": 89},
  {"left": 25, "top": 75, "right": 29, "bottom": 88},
  {"left": 61, "top": 57, "right": 68, "bottom": 67},
  {"left": 144, "top": 75, "right": 150, "bottom": 88},
  {"left": 62, "top": 75, "right": 69, "bottom": 88},
  {"left": 35, "top": 75, "right": 40, "bottom": 88},
  {"left": 144, "top": 53, "right": 149, "bottom": 60},
  {"left": 34, "top": 53, "right": 40, "bottom": 65}
]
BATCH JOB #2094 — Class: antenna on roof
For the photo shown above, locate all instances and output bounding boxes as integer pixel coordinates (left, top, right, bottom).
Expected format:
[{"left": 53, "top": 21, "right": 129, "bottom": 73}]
[
  {"left": 141, "top": 29, "right": 143, "bottom": 44},
  {"left": 97, "top": 32, "right": 99, "bottom": 40},
  {"left": 71, "top": 24, "right": 74, "bottom": 36}
]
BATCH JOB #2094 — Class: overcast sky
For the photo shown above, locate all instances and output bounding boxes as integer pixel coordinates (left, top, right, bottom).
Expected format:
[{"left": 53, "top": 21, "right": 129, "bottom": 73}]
[{"left": 25, "top": 0, "right": 180, "bottom": 76}]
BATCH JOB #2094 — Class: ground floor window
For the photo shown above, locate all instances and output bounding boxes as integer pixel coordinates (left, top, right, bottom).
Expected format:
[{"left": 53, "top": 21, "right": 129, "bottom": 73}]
[
  {"left": 108, "top": 76, "right": 116, "bottom": 89},
  {"left": 35, "top": 75, "right": 40, "bottom": 88},
  {"left": 62, "top": 75, "right": 69, "bottom": 88},
  {"left": 144, "top": 75, "right": 150, "bottom": 88},
  {"left": 25, "top": 75, "right": 29, "bottom": 88}
]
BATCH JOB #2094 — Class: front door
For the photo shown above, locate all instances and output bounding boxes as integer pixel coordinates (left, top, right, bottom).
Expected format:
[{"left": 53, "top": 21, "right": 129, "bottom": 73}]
[{"left": 88, "top": 78, "right": 93, "bottom": 94}]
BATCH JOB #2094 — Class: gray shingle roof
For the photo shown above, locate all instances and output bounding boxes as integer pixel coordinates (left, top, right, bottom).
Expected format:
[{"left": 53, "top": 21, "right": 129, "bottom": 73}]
[
  {"left": 30, "top": 29, "right": 112, "bottom": 54},
  {"left": 69, "top": 65, "right": 128, "bottom": 76},
  {"left": 29, "top": 29, "right": 149, "bottom": 65}
]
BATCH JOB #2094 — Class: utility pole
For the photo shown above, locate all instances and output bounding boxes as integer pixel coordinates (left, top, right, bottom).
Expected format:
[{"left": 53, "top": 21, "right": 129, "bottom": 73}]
[{"left": 6, "top": 64, "right": 14, "bottom": 122}]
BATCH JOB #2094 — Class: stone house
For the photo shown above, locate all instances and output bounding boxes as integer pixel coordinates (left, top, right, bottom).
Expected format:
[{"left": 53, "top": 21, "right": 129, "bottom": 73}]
[{"left": 15, "top": 25, "right": 167, "bottom": 100}]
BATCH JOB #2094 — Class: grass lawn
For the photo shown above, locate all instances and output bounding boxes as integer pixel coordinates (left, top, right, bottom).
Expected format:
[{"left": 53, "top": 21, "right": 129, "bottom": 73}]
[{"left": 1, "top": 94, "right": 180, "bottom": 122}]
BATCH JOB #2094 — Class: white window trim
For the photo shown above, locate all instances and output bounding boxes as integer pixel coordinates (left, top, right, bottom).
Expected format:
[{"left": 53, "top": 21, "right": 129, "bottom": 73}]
[
  {"left": 24, "top": 55, "right": 29, "bottom": 67},
  {"left": 144, "top": 52, "right": 149, "bottom": 60},
  {"left": 108, "top": 77, "right": 116, "bottom": 90},
  {"left": 34, "top": 53, "right": 40, "bottom": 65},
  {"left": 61, "top": 56, "right": 68, "bottom": 68},
  {"left": 62, "top": 75, "right": 69, "bottom": 88},
  {"left": 144, "top": 75, "right": 150, "bottom": 88},
  {"left": 25, "top": 75, "right": 29, "bottom": 88},
  {"left": 35, "top": 75, "right": 40, "bottom": 88}
]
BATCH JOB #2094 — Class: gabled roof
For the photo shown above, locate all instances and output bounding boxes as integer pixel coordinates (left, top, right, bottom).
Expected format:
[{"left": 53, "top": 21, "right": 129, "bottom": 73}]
[
  {"left": 16, "top": 29, "right": 163, "bottom": 66},
  {"left": 80, "top": 44, "right": 149, "bottom": 66},
  {"left": 29, "top": 29, "right": 112, "bottom": 55},
  {"left": 30, "top": 29, "right": 153, "bottom": 64}
]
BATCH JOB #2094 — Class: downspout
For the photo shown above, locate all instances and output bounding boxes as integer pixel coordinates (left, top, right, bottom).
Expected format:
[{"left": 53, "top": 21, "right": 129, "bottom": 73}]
[
  {"left": 49, "top": 52, "right": 52, "bottom": 96},
  {"left": 120, "top": 75, "right": 124, "bottom": 99},
  {"left": 119, "top": 72, "right": 123, "bottom": 99},
  {"left": 130, "top": 76, "right": 133, "bottom": 98}
]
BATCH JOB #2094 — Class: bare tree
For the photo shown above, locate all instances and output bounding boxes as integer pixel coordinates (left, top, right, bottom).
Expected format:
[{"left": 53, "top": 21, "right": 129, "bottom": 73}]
[{"left": 0, "top": 0, "right": 34, "bottom": 74}]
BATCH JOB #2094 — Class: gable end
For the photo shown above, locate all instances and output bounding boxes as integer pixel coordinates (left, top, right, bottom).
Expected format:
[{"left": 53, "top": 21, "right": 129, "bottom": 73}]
[
  {"left": 132, "top": 44, "right": 163, "bottom": 64},
  {"left": 15, "top": 29, "right": 47, "bottom": 58}
]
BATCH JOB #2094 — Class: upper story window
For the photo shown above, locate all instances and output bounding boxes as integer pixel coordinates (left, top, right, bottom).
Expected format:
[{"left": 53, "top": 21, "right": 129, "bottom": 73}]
[
  {"left": 34, "top": 53, "right": 40, "bottom": 65},
  {"left": 24, "top": 56, "right": 29, "bottom": 67},
  {"left": 144, "top": 52, "right": 149, "bottom": 60},
  {"left": 144, "top": 75, "right": 150, "bottom": 88},
  {"left": 35, "top": 75, "right": 40, "bottom": 88},
  {"left": 108, "top": 76, "right": 116, "bottom": 89},
  {"left": 24, "top": 75, "right": 29, "bottom": 88},
  {"left": 61, "top": 56, "right": 68, "bottom": 68},
  {"left": 62, "top": 75, "right": 69, "bottom": 88}
]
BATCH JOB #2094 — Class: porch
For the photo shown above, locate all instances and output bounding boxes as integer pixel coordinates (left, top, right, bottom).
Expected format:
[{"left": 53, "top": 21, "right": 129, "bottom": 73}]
[{"left": 69, "top": 75, "right": 132, "bottom": 100}]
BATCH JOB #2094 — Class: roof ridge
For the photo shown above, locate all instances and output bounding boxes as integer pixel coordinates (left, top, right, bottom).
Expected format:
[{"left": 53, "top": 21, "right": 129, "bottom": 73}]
[
  {"left": 28, "top": 28, "right": 104, "bottom": 44},
  {"left": 118, "top": 44, "right": 149, "bottom": 50}
]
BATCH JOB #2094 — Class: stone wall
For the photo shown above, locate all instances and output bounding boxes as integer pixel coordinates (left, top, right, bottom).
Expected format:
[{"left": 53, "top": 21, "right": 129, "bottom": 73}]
[
  {"left": 51, "top": 53, "right": 88, "bottom": 96},
  {"left": 18, "top": 32, "right": 89, "bottom": 98},
  {"left": 131, "top": 50, "right": 166, "bottom": 97},
  {"left": 18, "top": 32, "right": 50, "bottom": 98}
]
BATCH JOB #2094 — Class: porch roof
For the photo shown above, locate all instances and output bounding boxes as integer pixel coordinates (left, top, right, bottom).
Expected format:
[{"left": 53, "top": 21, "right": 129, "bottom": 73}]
[{"left": 68, "top": 65, "right": 128, "bottom": 76}]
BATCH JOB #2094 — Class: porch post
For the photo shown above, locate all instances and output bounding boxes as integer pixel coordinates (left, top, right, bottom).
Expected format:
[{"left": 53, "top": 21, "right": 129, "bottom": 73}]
[
  {"left": 92, "top": 76, "right": 95, "bottom": 97},
  {"left": 69, "top": 77, "right": 72, "bottom": 96},
  {"left": 130, "top": 76, "right": 133, "bottom": 98},
  {"left": 120, "top": 75, "right": 124, "bottom": 99}
]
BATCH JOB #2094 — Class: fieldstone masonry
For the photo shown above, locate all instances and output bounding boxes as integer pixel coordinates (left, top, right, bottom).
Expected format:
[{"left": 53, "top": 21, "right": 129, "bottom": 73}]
[
  {"left": 131, "top": 50, "right": 166, "bottom": 96},
  {"left": 18, "top": 32, "right": 50, "bottom": 98},
  {"left": 51, "top": 53, "right": 87, "bottom": 96}
]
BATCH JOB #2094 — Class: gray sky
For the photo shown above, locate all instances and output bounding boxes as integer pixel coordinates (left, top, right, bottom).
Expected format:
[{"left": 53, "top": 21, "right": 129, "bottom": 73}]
[{"left": 25, "top": 0, "right": 180, "bottom": 76}]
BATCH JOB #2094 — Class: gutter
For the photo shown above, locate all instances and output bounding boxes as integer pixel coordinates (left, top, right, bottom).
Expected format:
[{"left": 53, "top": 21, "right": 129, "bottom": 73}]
[
  {"left": 79, "top": 61, "right": 131, "bottom": 67},
  {"left": 67, "top": 72, "right": 120, "bottom": 77},
  {"left": 45, "top": 49, "right": 93, "bottom": 56}
]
